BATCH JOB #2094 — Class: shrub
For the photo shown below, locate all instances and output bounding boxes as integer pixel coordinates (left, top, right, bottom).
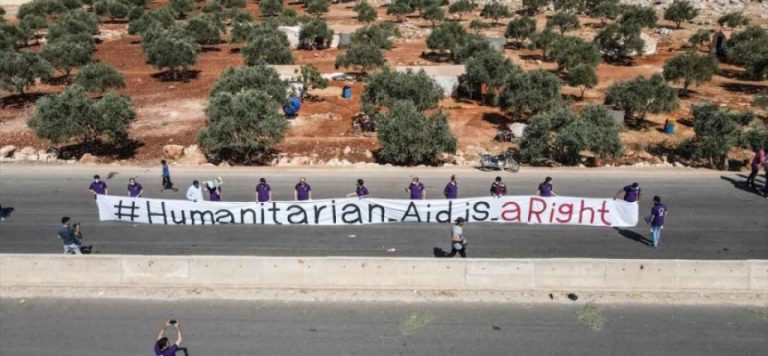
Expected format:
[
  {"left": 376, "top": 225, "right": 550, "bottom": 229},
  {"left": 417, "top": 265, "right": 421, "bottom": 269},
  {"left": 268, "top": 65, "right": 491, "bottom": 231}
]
[
  {"left": 498, "top": 69, "right": 562, "bottom": 117},
  {"left": 376, "top": 100, "right": 456, "bottom": 165},
  {"left": 717, "top": 11, "right": 748, "bottom": 29},
  {"left": 662, "top": 53, "right": 718, "bottom": 94},
  {"left": 170, "top": 0, "right": 194, "bottom": 18},
  {"left": 0, "top": 50, "right": 52, "bottom": 96},
  {"left": 663, "top": 0, "right": 699, "bottom": 29},
  {"left": 299, "top": 19, "right": 333, "bottom": 49},
  {"left": 362, "top": 67, "right": 444, "bottom": 113},
  {"left": 209, "top": 64, "right": 287, "bottom": 104},
  {"left": 604, "top": 73, "right": 678, "bottom": 124},
  {"left": 335, "top": 42, "right": 385, "bottom": 74},
  {"left": 75, "top": 61, "right": 126, "bottom": 93},
  {"left": 199, "top": 89, "right": 289, "bottom": 163}
]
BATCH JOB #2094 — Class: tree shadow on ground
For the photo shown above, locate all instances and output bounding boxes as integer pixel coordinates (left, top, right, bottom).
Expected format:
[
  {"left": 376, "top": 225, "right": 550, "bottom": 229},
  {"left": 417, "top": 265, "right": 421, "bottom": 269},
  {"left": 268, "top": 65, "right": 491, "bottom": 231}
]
[
  {"left": 200, "top": 46, "right": 221, "bottom": 53},
  {"left": 720, "top": 82, "right": 768, "bottom": 95},
  {"left": 481, "top": 112, "right": 510, "bottom": 131},
  {"left": 519, "top": 54, "right": 544, "bottom": 61},
  {"left": 717, "top": 68, "right": 747, "bottom": 80},
  {"left": 1, "top": 92, "right": 46, "bottom": 108},
  {"left": 229, "top": 47, "right": 242, "bottom": 54},
  {"left": 58, "top": 139, "right": 144, "bottom": 161},
  {"left": 150, "top": 69, "right": 201, "bottom": 82},
  {"left": 614, "top": 227, "right": 651, "bottom": 247},
  {"left": 720, "top": 175, "right": 765, "bottom": 196}
]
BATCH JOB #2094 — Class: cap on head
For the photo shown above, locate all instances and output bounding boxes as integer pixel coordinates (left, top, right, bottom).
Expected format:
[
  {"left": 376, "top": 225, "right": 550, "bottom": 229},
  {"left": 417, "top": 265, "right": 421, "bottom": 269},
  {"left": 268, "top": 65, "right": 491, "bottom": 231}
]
[{"left": 61, "top": 216, "right": 70, "bottom": 224}]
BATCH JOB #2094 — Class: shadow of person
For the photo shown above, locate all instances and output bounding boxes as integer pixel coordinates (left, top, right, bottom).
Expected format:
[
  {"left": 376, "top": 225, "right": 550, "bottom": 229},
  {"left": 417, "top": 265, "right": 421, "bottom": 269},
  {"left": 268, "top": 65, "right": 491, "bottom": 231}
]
[
  {"left": 614, "top": 228, "right": 651, "bottom": 247},
  {"left": 720, "top": 176, "right": 764, "bottom": 195},
  {"left": 0, "top": 206, "right": 14, "bottom": 220},
  {"left": 433, "top": 247, "right": 447, "bottom": 258}
]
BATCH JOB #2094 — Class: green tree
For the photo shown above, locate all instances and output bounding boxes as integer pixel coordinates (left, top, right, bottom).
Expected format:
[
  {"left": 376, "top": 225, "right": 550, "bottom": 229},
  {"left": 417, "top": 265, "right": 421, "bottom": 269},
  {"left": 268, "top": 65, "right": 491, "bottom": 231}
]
[
  {"left": 217, "top": 0, "right": 246, "bottom": 9},
  {"left": 128, "top": 5, "right": 145, "bottom": 21},
  {"left": 170, "top": 0, "right": 194, "bottom": 18},
  {"left": 604, "top": 73, "right": 678, "bottom": 124},
  {"left": 594, "top": 22, "right": 644, "bottom": 61},
  {"left": 468, "top": 19, "right": 491, "bottom": 33},
  {"left": 75, "top": 61, "right": 126, "bottom": 93},
  {"left": 523, "top": 0, "right": 549, "bottom": 15},
  {"left": 362, "top": 67, "right": 444, "bottom": 113},
  {"left": 354, "top": 1, "right": 377, "bottom": 24},
  {"left": 242, "top": 26, "right": 294, "bottom": 65},
  {"left": 387, "top": 0, "right": 412, "bottom": 22},
  {"left": 2, "top": 22, "right": 36, "bottom": 49},
  {"left": 530, "top": 27, "right": 559, "bottom": 60},
  {"left": 184, "top": 14, "right": 224, "bottom": 45},
  {"left": 498, "top": 69, "right": 562, "bottom": 117},
  {"left": 29, "top": 85, "right": 136, "bottom": 147},
  {"left": 351, "top": 24, "right": 394, "bottom": 49},
  {"left": 587, "top": 0, "right": 620, "bottom": 25},
  {"left": 143, "top": 24, "right": 200, "bottom": 79},
  {"left": 426, "top": 21, "right": 468, "bottom": 56},
  {"left": 448, "top": 0, "right": 473, "bottom": 21},
  {"left": 335, "top": 42, "right": 385, "bottom": 74},
  {"left": 297, "top": 64, "right": 327, "bottom": 98},
  {"left": 199, "top": 89, "right": 289, "bottom": 163},
  {"left": 376, "top": 100, "right": 456, "bottom": 165},
  {"left": 305, "top": 0, "right": 330, "bottom": 18},
  {"left": 505, "top": 17, "right": 536, "bottom": 48},
  {"left": 299, "top": 19, "right": 333, "bottom": 50},
  {"left": 128, "top": 7, "right": 174, "bottom": 35},
  {"left": 687, "top": 103, "right": 750, "bottom": 168},
  {"left": 453, "top": 35, "right": 493, "bottom": 63},
  {"left": 618, "top": 5, "right": 657, "bottom": 28},
  {"left": 553, "top": 0, "right": 584, "bottom": 13},
  {"left": 726, "top": 26, "right": 768, "bottom": 80},
  {"left": 480, "top": 2, "right": 510, "bottom": 26},
  {"left": 662, "top": 53, "right": 718, "bottom": 94},
  {"left": 460, "top": 48, "right": 521, "bottom": 102},
  {"left": 260, "top": 0, "right": 283, "bottom": 17},
  {"left": 422, "top": 5, "right": 444, "bottom": 27},
  {"left": 548, "top": 35, "right": 599, "bottom": 71},
  {"left": 40, "top": 37, "right": 94, "bottom": 77},
  {"left": 663, "top": 0, "right": 699, "bottom": 29},
  {"left": 546, "top": 11, "right": 580, "bottom": 34},
  {"left": 566, "top": 63, "right": 597, "bottom": 99},
  {"left": 0, "top": 50, "right": 52, "bottom": 97},
  {"left": 17, "top": 0, "right": 67, "bottom": 21},
  {"left": 210, "top": 64, "right": 287, "bottom": 104},
  {"left": 94, "top": 0, "right": 130, "bottom": 22},
  {"left": 688, "top": 29, "right": 710, "bottom": 49},
  {"left": 717, "top": 11, "right": 748, "bottom": 29},
  {"left": 46, "top": 9, "right": 100, "bottom": 41}
]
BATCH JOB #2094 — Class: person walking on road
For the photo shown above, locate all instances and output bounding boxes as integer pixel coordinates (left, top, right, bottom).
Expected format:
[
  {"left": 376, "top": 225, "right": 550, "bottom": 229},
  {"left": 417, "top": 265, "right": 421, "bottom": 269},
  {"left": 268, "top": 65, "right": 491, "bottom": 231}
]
[
  {"left": 443, "top": 175, "right": 458, "bottom": 199},
  {"left": 347, "top": 179, "right": 369, "bottom": 198},
  {"left": 88, "top": 175, "right": 108, "bottom": 199},
  {"left": 160, "top": 160, "right": 178, "bottom": 192},
  {"left": 646, "top": 196, "right": 668, "bottom": 249},
  {"left": 536, "top": 177, "right": 557, "bottom": 197},
  {"left": 615, "top": 182, "right": 642, "bottom": 203},
  {"left": 295, "top": 177, "right": 312, "bottom": 201},
  {"left": 490, "top": 176, "right": 507, "bottom": 198},
  {"left": 746, "top": 146, "right": 765, "bottom": 190},
  {"left": 127, "top": 178, "right": 144, "bottom": 198},
  {"left": 256, "top": 178, "right": 272, "bottom": 202},
  {"left": 445, "top": 217, "right": 468, "bottom": 258},
  {"left": 155, "top": 320, "right": 183, "bottom": 356},
  {"left": 763, "top": 161, "right": 768, "bottom": 198},
  {"left": 186, "top": 180, "right": 204, "bottom": 202},
  {"left": 407, "top": 177, "right": 426, "bottom": 200}
]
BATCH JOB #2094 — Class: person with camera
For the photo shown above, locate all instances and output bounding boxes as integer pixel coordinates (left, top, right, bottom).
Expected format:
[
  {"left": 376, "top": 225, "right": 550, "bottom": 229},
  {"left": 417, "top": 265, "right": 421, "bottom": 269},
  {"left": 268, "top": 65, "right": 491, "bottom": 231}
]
[
  {"left": 444, "top": 217, "right": 468, "bottom": 258},
  {"left": 58, "top": 217, "right": 91, "bottom": 255},
  {"left": 155, "top": 320, "right": 183, "bottom": 356}
]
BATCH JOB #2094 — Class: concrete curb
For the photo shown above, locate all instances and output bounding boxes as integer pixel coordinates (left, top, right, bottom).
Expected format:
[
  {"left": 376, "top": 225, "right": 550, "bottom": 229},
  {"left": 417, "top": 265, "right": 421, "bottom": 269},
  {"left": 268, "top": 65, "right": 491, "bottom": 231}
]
[{"left": 1, "top": 254, "right": 766, "bottom": 304}]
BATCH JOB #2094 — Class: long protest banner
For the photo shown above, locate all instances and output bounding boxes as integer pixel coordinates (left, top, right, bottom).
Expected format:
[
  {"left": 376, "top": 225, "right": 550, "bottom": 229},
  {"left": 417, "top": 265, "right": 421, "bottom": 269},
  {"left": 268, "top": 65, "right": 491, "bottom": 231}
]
[{"left": 97, "top": 195, "right": 638, "bottom": 227}]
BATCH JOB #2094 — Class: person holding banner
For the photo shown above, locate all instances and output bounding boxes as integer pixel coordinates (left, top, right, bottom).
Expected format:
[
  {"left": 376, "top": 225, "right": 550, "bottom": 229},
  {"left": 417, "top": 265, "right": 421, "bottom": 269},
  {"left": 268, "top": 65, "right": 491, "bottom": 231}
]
[
  {"left": 127, "top": 178, "right": 144, "bottom": 198},
  {"left": 186, "top": 180, "right": 204, "bottom": 202},
  {"left": 406, "top": 177, "right": 426, "bottom": 200},
  {"left": 537, "top": 177, "right": 557, "bottom": 197},
  {"left": 256, "top": 178, "right": 272, "bottom": 202},
  {"left": 615, "top": 182, "right": 642, "bottom": 203},
  {"left": 205, "top": 177, "right": 223, "bottom": 201},
  {"left": 88, "top": 175, "right": 108, "bottom": 199},
  {"left": 347, "top": 179, "right": 369, "bottom": 198},
  {"left": 295, "top": 177, "right": 312, "bottom": 201},
  {"left": 490, "top": 176, "right": 507, "bottom": 198},
  {"left": 443, "top": 175, "right": 458, "bottom": 199},
  {"left": 445, "top": 217, "right": 468, "bottom": 258},
  {"left": 646, "top": 196, "right": 668, "bottom": 248}
]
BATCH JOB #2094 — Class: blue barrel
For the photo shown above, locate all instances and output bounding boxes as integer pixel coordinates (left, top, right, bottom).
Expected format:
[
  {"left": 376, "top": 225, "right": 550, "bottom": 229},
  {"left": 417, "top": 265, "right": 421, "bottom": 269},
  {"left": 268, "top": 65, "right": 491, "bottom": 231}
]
[
  {"left": 283, "top": 97, "right": 301, "bottom": 116},
  {"left": 342, "top": 86, "right": 352, "bottom": 99},
  {"left": 664, "top": 122, "right": 675, "bottom": 134}
]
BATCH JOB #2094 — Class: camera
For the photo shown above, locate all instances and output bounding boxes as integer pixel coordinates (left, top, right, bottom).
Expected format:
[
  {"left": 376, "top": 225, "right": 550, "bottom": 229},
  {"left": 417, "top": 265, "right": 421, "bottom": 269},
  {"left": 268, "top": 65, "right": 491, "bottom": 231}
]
[{"left": 169, "top": 320, "right": 177, "bottom": 324}]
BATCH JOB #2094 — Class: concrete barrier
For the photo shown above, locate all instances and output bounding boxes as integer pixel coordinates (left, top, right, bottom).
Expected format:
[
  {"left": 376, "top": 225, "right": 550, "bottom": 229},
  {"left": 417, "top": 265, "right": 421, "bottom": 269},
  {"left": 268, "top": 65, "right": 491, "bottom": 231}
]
[{"left": 1, "top": 255, "right": 766, "bottom": 303}]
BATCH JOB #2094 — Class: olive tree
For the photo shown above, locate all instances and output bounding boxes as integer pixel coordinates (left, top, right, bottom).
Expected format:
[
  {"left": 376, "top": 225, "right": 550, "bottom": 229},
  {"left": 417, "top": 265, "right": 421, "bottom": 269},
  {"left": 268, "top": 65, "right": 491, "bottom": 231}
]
[
  {"left": 362, "top": 67, "right": 444, "bottom": 113},
  {"left": 376, "top": 100, "right": 456, "bottom": 166},
  {"left": 480, "top": 2, "right": 510, "bottom": 26},
  {"left": 351, "top": 24, "right": 394, "bottom": 49},
  {"left": 448, "top": 0, "right": 473, "bottom": 21},
  {"left": 199, "top": 89, "right": 289, "bottom": 163},
  {"left": 594, "top": 22, "right": 644, "bottom": 61},
  {"left": 663, "top": 0, "right": 699, "bottom": 29},
  {"left": 387, "top": 0, "right": 412, "bottom": 22},
  {"left": 567, "top": 63, "right": 597, "bottom": 99},
  {"left": 604, "top": 73, "right": 679, "bottom": 124},
  {"left": 354, "top": 0, "right": 377, "bottom": 24},
  {"left": 548, "top": 36, "right": 600, "bottom": 71},
  {"left": 688, "top": 29, "right": 710, "bottom": 50},
  {"left": 687, "top": 103, "right": 752, "bottom": 168},
  {"left": 498, "top": 69, "right": 562, "bottom": 117},
  {"left": 546, "top": 11, "right": 580, "bottom": 34},
  {"left": 505, "top": 17, "right": 536, "bottom": 48},
  {"left": 530, "top": 28, "right": 559, "bottom": 60},
  {"left": 297, "top": 64, "right": 327, "bottom": 98},
  {"left": 587, "top": 0, "right": 620, "bottom": 25},
  {"left": 727, "top": 26, "right": 768, "bottom": 80},
  {"left": 0, "top": 50, "right": 52, "bottom": 97},
  {"left": 260, "top": 0, "right": 283, "bottom": 17},
  {"left": 75, "top": 61, "right": 126, "bottom": 93},
  {"left": 242, "top": 26, "right": 294, "bottom": 65},
  {"left": 335, "top": 42, "right": 385, "bottom": 74},
  {"left": 460, "top": 49, "right": 521, "bottom": 102},
  {"left": 717, "top": 11, "right": 748, "bottom": 29},
  {"left": 422, "top": 4, "right": 444, "bottom": 27},
  {"left": 299, "top": 19, "right": 333, "bottom": 49},
  {"left": 128, "top": 7, "right": 174, "bottom": 35},
  {"left": 184, "top": 14, "right": 224, "bottom": 45},
  {"left": 523, "top": 0, "right": 549, "bottom": 15},
  {"left": 210, "top": 64, "right": 287, "bottom": 104},
  {"left": 618, "top": 5, "right": 657, "bottom": 29},
  {"left": 142, "top": 24, "right": 201, "bottom": 79},
  {"left": 662, "top": 53, "right": 718, "bottom": 94},
  {"left": 40, "top": 37, "right": 94, "bottom": 77},
  {"left": 305, "top": 0, "right": 330, "bottom": 18},
  {"left": 94, "top": 0, "right": 130, "bottom": 22},
  {"left": 170, "top": 0, "right": 194, "bottom": 18}
]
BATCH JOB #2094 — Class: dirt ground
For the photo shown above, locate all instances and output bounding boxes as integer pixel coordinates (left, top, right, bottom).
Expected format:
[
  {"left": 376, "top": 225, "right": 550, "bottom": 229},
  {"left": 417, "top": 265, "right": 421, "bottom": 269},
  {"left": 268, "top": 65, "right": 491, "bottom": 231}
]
[{"left": 1, "top": 1, "right": 766, "bottom": 166}]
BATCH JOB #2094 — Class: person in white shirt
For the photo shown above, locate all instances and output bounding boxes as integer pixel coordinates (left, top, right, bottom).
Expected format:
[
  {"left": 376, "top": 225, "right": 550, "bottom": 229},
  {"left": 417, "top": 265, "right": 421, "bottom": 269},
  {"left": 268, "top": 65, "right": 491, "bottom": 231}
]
[
  {"left": 445, "top": 217, "right": 467, "bottom": 258},
  {"left": 186, "top": 180, "right": 204, "bottom": 202}
]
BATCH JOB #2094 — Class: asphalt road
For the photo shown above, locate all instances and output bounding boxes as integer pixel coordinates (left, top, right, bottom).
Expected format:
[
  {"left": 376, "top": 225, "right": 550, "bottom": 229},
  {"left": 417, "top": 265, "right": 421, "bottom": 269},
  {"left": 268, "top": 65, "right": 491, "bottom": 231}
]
[
  {"left": 0, "top": 165, "right": 766, "bottom": 258},
  {"left": 1, "top": 298, "right": 766, "bottom": 356}
]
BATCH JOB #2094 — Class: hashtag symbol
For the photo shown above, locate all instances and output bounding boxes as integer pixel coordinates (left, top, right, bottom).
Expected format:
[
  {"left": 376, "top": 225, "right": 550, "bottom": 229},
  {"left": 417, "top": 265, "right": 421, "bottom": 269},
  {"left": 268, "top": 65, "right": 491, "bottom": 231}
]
[{"left": 113, "top": 200, "right": 139, "bottom": 221}]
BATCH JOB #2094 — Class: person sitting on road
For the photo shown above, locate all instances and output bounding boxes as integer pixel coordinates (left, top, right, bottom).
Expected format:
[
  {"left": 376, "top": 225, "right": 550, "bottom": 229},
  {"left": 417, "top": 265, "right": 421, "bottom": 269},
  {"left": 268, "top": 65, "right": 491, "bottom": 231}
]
[
  {"left": 490, "top": 176, "right": 507, "bottom": 198},
  {"left": 155, "top": 320, "right": 183, "bottom": 356},
  {"left": 615, "top": 182, "right": 642, "bottom": 203}
]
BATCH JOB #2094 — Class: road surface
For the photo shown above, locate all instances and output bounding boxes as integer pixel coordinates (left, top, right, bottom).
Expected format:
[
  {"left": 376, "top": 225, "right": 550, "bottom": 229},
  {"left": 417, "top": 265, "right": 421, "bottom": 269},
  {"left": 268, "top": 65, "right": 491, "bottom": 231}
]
[
  {"left": 1, "top": 298, "right": 766, "bottom": 356},
  {"left": 0, "top": 165, "right": 766, "bottom": 258}
]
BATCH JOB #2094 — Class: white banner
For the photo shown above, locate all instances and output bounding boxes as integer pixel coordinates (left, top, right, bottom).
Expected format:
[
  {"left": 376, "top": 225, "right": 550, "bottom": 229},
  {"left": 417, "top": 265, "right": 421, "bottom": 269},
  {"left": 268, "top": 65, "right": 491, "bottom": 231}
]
[{"left": 97, "top": 195, "right": 638, "bottom": 227}]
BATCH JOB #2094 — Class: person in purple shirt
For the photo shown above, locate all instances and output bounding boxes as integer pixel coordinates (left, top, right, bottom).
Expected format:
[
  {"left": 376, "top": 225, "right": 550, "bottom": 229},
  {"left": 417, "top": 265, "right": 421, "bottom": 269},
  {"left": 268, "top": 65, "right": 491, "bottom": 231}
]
[
  {"left": 536, "top": 176, "right": 557, "bottom": 197},
  {"left": 646, "top": 196, "right": 668, "bottom": 248},
  {"left": 347, "top": 179, "right": 369, "bottom": 198},
  {"left": 88, "top": 175, "right": 108, "bottom": 199},
  {"left": 127, "top": 178, "right": 144, "bottom": 197},
  {"left": 406, "top": 177, "right": 425, "bottom": 200},
  {"left": 295, "top": 177, "right": 312, "bottom": 201},
  {"left": 746, "top": 146, "right": 765, "bottom": 190},
  {"left": 490, "top": 176, "right": 507, "bottom": 198},
  {"left": 255, "top": 178, "right": 272, "bottom": 202},
  {"left": 443, "top": 175, "right": 458, "bottom": 199},
  {"left": 614, "top": 182, "right": 642, "bottom": 203},
  {"left": 154, "top": 320, "right": 183, "bottom": 356},
  {"left": 206, "top": 183, "right": 221, "bottom": 201}
]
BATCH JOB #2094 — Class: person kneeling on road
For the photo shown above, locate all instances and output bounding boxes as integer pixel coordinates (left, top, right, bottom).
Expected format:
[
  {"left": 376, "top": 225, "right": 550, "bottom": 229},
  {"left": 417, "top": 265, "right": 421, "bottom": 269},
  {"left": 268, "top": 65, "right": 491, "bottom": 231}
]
[
  {"left": 445, "top": 217, "right": 468, "bottom": 258},
  {"left": 155, "top": 320, "right": 183, "bottom": 356},
  {"left": 58, "top": 217, "right": 91, "bottom": 254}
]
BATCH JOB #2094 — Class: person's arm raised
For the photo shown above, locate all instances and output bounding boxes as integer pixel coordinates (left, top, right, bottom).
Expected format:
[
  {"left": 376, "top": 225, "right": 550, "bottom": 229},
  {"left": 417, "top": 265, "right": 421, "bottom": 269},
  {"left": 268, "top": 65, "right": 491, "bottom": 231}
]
[{"left": 174, "top": 323, "right": 183, "bottom": 346}]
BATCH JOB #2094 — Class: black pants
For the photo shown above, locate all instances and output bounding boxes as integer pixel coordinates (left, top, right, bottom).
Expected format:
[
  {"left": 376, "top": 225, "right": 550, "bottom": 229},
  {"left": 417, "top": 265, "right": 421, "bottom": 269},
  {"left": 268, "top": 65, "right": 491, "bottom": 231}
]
[
  {"left": 162, "top": 176, "right": 174, "bottom": 189},
  {"left": 446, "top": 246, "right": 467, "bottom": 258},
  {"left": 747, "top": 166, "right": 759, "bottom": 187}
]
